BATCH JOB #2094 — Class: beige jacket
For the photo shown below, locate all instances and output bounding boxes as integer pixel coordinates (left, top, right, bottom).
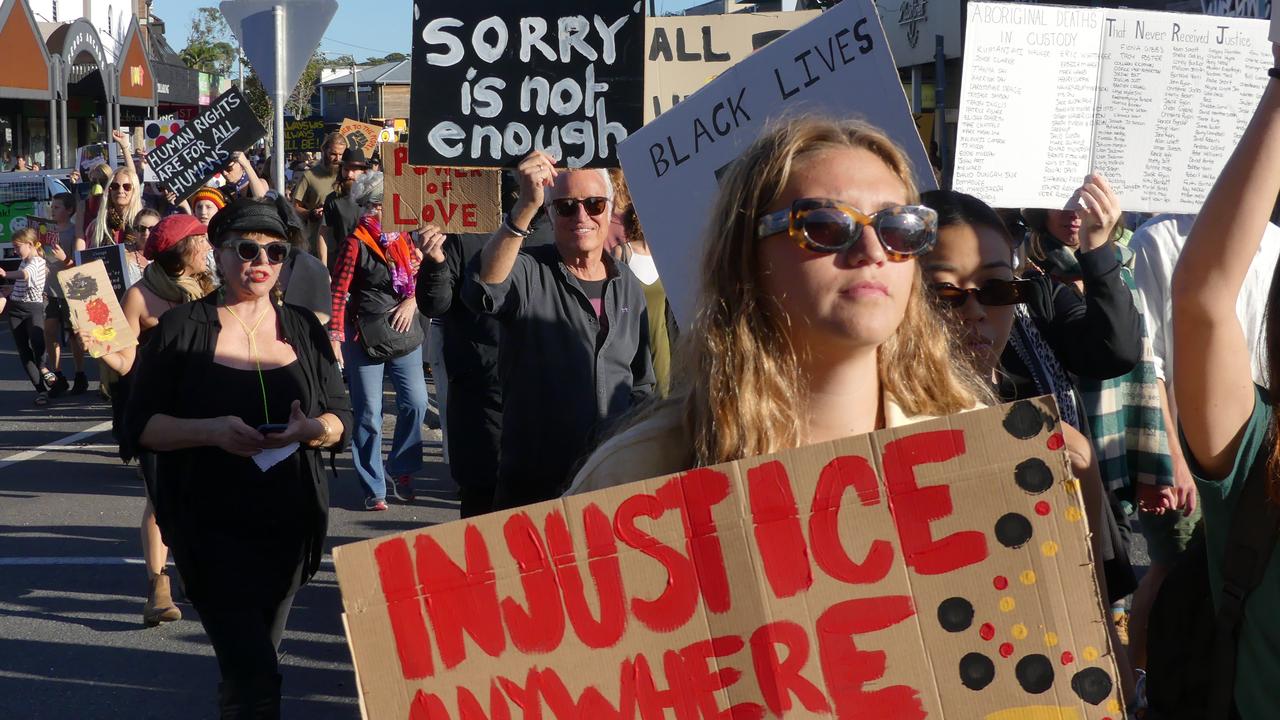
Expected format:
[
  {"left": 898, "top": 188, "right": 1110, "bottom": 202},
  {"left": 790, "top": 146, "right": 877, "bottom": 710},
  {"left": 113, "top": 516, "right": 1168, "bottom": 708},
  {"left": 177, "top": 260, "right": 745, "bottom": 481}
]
[{"left": 565, "top": 394, "right": 964, "bottom": 496}]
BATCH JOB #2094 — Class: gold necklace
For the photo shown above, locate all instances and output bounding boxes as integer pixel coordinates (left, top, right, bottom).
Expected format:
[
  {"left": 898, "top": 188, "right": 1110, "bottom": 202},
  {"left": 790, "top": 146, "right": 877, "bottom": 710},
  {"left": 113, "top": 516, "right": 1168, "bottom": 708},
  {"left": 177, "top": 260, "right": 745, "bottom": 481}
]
[{"left": 224, "top": 304, "right": 272, "bottom": 423}]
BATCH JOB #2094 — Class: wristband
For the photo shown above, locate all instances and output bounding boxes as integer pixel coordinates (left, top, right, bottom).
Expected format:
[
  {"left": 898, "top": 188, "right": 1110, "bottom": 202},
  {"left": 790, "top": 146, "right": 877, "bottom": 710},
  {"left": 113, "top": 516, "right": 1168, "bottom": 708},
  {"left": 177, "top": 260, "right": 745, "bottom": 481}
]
[
  {"left": 502, "top": 213, "right": 533, "bottom": 238},
  {"left": 1269, "top": 67, "right": 1280, "bottom": 80}
]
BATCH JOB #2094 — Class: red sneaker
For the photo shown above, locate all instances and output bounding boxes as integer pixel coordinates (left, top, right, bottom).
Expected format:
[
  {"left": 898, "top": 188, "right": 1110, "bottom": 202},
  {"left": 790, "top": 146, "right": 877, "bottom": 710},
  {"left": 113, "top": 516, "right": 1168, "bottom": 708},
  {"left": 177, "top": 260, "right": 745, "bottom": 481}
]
[{"left": 364, "top": 497, "right": 388, "bottom": 511}]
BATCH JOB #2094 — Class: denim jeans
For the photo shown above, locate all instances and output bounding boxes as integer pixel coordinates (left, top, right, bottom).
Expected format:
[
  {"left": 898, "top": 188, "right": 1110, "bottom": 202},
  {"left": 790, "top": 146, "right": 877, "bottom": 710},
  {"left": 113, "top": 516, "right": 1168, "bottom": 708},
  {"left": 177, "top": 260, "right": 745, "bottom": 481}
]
[{"left": 343, "top": 340, "right": 428, "bottom": 501}]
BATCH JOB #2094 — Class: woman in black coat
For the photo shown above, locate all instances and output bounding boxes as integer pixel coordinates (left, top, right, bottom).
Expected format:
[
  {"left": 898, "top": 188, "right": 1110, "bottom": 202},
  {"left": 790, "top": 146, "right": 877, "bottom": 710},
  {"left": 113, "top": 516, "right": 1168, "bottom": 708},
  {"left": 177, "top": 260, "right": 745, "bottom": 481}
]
[{"left": 125, "top": 197, "right": 352, "bottom": 719}]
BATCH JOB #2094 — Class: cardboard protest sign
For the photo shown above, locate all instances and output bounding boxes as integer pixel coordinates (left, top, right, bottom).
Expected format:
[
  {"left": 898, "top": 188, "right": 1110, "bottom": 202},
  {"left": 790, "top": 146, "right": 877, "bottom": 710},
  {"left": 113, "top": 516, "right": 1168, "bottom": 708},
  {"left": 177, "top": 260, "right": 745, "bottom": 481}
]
[
  {"left": 335, "top": 398, "right": 1123, "bottom": 719},
  {"left": 284, "top": 117, "right": 326, "bottom": 153},
  {"left": 645, "top": 11, "right": 821, "bottom": 121},
  {"left": 76, "top": 143, "right": 108, "bottom": 174},
  {"left": 380, "top": 143, "right": 501, "bottom": 234},
  {"left": 75, "top": 244, "right": 129, "bottom": 295},
  {"left": 56, "top": 259, "right": 136, "bottom": 358},
  {"left": 953, "top": 3, "right": 1270, "bottom": 214},
  {"left": 147, "top": 86, "right": 267, "bottom": 202},
  {"left": 618, "top": 0, "right": 934, "bottom": 325},
  {"left": 408, "top": 0, "right": 645, "bottom": 168},
  {"left": 339, "top": 118, "right": 382, "bottom": 157}
]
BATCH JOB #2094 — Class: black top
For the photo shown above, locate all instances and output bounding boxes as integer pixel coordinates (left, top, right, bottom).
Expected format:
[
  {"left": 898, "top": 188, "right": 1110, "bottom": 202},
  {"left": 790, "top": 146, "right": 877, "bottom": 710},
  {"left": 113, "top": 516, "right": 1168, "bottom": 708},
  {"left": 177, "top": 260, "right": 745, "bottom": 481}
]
[
  {"left": 322, "top": 191, "right": 360, "bottom": 270},
  {"left": 1001, "top": 245, "right": 1142, "bottom": 381},
  {"left": 461, "top": 243, "right": 656, "bottom": 508},
  {"left": 124, "top": 296, "right": 353, "bottom": 606},
  {"left": 282, "top": 249, "right": 332, "bottom": 320}
]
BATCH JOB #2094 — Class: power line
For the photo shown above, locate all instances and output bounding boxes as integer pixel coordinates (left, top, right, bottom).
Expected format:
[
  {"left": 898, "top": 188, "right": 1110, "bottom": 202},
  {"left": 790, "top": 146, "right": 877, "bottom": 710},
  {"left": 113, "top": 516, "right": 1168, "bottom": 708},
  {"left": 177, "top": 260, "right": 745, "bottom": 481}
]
[{"left": 321, "top": 36, "right": 403, "bottom": 55}]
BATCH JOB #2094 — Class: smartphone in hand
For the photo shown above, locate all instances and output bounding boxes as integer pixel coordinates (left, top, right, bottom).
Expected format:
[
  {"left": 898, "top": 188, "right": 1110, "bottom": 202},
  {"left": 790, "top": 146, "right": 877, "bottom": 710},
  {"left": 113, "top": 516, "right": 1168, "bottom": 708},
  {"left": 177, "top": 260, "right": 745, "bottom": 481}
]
[{"left": 257, "top": 423, "right": 289, "bottom": 435}]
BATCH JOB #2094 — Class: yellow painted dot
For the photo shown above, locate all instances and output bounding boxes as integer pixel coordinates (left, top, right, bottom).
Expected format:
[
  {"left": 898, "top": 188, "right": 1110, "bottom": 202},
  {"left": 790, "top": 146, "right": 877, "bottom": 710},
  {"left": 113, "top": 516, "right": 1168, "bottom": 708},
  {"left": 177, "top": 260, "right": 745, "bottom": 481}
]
[
  {"left": 1041, "top": 541, "right": 1059, "bottom": 557},
  {"left": 1083, "top": 646, "right": 1100, "bottom": 662},
  {"left": 1011, "top": 623, "right": 1028, "bottom": 640},
  {"left": 1065, "top": 506, "right": 1083, "bottom": 522},
  {"left": 1044, "top": 632, "right": 1059, "bottom": 647},
  {"left": 999, "top": 596, "right": 1016, "bottom": 612},
  {"left": 1063, "top": 479, "right": 1079, "bottom": 494},
  {"left": 1108, "top": 699, "right": 1121, "bottom": 714},
  {"left": 1020, "top": 570, "right": 1037, "bottom": 585}
]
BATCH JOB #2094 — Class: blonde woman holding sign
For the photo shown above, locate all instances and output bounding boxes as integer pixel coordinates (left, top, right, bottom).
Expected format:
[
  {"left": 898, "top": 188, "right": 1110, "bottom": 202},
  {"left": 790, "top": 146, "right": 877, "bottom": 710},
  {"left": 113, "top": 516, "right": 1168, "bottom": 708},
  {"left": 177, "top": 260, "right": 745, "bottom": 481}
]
[{"left": 568, "top": 116, "right": 986, "bottom": 490}]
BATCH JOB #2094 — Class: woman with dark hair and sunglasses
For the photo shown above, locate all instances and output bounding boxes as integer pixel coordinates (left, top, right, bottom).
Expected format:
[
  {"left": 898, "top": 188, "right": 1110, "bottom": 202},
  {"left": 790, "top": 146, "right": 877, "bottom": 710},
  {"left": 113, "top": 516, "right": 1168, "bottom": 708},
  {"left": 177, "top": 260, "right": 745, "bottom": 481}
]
[
  {"left": 328, "top": 171, "right": 431, "bottom": 511},
  {"left": 124, "top": 197, "right": 351, "bottom": 717},
  {"left": 567, "top": 116, "right": 985, "bottom": 495}
]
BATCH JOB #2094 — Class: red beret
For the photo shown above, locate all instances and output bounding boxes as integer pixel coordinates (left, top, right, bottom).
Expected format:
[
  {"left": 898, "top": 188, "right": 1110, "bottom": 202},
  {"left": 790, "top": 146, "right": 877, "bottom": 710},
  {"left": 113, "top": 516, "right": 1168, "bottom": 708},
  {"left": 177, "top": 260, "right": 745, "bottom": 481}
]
[{"left": 145, "top": 213, "right": 208, "bottom": 260}]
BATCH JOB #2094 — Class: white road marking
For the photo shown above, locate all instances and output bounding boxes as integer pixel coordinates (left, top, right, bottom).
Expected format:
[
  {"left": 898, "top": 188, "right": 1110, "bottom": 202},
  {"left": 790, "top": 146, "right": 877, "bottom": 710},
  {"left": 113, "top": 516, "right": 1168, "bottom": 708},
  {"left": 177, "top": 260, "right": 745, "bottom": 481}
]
[{"left": 0, "top": 420, "right": 114, "bottom": 469}]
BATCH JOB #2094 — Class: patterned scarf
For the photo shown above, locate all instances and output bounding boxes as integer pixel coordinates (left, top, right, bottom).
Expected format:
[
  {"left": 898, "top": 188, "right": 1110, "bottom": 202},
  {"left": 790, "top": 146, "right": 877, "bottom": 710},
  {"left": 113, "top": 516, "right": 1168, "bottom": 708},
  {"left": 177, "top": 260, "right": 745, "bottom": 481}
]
[
  {"left": 141, "top": 262, "right": 209, "bottom": 305},
  {"left": 352, "top": 215, "right": 419, "bottom": 299},
  {"left": 1007, "top": 304, "right": 1084, "bottom": 431}
]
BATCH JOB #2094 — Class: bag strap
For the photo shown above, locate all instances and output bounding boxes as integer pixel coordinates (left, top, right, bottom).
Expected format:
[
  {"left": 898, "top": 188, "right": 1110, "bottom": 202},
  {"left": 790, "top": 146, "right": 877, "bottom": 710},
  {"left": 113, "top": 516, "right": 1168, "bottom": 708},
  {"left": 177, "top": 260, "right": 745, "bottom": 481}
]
[{"left": 1209, "top": 436, "right": 1280, "bottom": 718}]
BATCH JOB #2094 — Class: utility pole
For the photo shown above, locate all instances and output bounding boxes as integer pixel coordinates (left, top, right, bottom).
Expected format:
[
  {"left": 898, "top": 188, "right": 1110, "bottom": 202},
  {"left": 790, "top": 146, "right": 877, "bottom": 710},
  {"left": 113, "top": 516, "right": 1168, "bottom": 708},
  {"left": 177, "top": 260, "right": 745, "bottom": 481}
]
[{"left": 351, "top": 59, "right": 360, "bottom": 121}]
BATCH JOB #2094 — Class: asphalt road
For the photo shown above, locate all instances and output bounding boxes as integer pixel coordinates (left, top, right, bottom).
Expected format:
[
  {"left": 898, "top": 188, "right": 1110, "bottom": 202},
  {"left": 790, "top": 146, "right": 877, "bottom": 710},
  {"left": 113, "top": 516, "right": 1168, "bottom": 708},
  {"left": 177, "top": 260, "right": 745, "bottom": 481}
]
[{"left": 0, "top": 321, "right": 459, "bottom": 720}]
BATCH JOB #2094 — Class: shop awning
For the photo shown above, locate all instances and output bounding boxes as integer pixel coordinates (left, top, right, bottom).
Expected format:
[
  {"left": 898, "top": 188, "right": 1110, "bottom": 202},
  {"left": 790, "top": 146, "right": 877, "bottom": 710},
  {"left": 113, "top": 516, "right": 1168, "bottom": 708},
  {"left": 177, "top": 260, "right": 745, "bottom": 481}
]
[
  {"left": 116, "top": 16, "right": 155, "bottom": 107},
  {"left": 0, "top": 0, "right": 53, "bottom": 100}
]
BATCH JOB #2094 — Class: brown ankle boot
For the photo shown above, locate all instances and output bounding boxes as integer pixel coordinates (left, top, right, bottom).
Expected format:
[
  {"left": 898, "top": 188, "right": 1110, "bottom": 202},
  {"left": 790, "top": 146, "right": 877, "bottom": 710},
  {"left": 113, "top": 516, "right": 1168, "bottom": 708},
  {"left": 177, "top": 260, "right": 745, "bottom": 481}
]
[{"left": 143, "top": 573, "right": 182, "bottom": 626}]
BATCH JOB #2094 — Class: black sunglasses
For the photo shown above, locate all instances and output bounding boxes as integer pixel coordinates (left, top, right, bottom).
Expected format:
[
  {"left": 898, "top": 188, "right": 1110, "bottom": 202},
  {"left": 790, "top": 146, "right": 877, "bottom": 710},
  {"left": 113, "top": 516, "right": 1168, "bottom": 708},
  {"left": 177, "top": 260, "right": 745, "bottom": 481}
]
[
  {"left": 756, "top": 198, "right": 938, "bottom": 260},
  {"left": 231, "top": 239, "right": 290, "bottom": 264},
  {"left": 930, "top": 279, "right": 1037, "bottom": 308},
  {"left": 551, "top": 196, "right": 609, "bottom": 218},
  {"left": 109, "top": 182, "right": 132, "bottom": 192}
]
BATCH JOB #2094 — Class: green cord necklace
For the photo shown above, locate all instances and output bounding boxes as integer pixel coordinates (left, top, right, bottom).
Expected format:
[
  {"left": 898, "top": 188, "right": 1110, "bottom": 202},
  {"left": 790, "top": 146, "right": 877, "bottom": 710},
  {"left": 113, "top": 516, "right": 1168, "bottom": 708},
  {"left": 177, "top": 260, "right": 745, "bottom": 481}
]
[{"left": 223, "top": 303, "right": 272, "bottom": 424}]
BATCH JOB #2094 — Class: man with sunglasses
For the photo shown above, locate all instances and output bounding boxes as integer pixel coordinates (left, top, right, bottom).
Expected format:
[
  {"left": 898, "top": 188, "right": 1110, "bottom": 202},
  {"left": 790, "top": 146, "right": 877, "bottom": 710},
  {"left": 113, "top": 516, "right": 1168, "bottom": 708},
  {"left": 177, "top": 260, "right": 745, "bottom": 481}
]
[{"left": 463, "top": 150, "right": 656, "bottom": 511}]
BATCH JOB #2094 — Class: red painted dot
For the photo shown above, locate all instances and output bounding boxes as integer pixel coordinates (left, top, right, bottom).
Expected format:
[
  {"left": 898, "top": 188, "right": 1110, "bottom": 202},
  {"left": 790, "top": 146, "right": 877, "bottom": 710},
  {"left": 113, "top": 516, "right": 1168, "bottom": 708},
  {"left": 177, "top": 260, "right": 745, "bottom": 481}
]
[
  {"left": 1061, "top": 651, "right": 1074, "bottom": 665},
  {"left": 979, "top": 623, "right": 995, "bottom": 641},
  {"left": 993, "top": 576, "right": 1009, "bottom": 590},
  {"left": 1047, "top": 432, "right": 1065, "bottom": 450},
  {"left": 1035, "top": 501, "right": 1052, "bottom": 516},
  {"left": 170, "top": 122, "right": 182, "bottom": 134},
  {"left": 999, "top": 643, "right": 1014, "bottom": 658},
  {"left": 154, "top": 135, "right": 167, "bottom": 147}
]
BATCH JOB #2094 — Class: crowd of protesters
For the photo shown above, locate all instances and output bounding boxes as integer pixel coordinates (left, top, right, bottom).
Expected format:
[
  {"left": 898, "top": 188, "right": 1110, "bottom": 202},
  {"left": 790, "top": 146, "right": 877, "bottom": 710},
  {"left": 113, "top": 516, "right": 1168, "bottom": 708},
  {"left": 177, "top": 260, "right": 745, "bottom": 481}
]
[{"left": 4, "top": 51, "right": 1280, "bottom": 720}]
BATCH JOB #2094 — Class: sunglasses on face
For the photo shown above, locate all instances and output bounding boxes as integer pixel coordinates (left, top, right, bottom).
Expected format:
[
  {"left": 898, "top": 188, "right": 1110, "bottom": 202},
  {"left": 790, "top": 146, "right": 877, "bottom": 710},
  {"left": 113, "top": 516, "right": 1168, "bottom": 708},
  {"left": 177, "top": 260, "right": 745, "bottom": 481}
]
[
  {"left": 109, "top": 182, "right": 132, "bottom": 192},
  {"left": 929, "top": 278, "right": 1037, "bottom": 308},
  {"left": 231, "top": 239, "right": 291, "bottom": 264},
  {"left": 756, "top": 198, "right": 938, "bottom": 259},
  {"left": 551, "top": 196, "right": 609, "bottom": 218}
]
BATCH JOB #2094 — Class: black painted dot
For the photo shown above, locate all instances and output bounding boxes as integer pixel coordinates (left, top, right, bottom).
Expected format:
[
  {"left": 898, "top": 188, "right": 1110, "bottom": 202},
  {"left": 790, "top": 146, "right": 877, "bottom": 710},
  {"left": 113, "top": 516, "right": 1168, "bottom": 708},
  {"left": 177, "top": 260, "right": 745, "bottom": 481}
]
[
  {"left": 959, "top": 652, "right": 995, "bottom": 691},
  {"left": 937, "top": 597, "right": 975, "bottom": 633},
  {"left": 1003, "top": 400, "right": 1046, "bottom": 439},
  {"left": 1014, "top": 458, "right": 1055, "bottom": 495},
  {"left": 1015, "top": 654, "right": 1055, "bottom": 694},
  {"left": 995, "top": 513, "right": 1034, "bottom": 549},
  {"left": 1071, "top": 667, "right": 1114, "bottom": 705}
]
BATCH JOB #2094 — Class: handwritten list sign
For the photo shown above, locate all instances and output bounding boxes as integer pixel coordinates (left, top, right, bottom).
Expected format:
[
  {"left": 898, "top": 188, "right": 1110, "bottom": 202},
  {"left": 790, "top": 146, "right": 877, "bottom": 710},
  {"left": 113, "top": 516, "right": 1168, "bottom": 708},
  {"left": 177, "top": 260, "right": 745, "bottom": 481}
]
[{"left": 953, "top": 3, "right": 1270, "bottom": 213}]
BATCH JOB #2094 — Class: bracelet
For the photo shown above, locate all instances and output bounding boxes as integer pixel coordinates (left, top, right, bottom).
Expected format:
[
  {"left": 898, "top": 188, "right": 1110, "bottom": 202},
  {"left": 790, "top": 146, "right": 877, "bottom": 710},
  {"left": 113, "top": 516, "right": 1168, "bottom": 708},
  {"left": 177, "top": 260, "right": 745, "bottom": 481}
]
[
  {"left": 309, "top": 416, "right": 333, "bottom": 448},
  {"left": 502, "top": 213, "right": 532, "bottom": 238},
  {"left": 1269, "top": 67, "right": 1280, "bottom": 80}
]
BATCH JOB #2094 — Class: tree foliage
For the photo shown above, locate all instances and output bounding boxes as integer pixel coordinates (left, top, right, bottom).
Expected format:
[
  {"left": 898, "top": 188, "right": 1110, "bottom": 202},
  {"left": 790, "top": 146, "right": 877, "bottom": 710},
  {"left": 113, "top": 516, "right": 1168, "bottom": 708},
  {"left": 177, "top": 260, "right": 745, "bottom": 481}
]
[
  {"left": 242, "top": 51, "right": 326, "bottom": 130},
  {"left": 179, "top": 7, "right": 236, "bottom": 76}
]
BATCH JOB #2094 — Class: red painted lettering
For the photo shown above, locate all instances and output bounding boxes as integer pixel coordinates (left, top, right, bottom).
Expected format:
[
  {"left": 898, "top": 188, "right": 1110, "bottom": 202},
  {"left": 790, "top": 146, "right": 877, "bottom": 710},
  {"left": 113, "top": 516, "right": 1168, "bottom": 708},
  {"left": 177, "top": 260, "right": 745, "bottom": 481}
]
[
  {"left": 537, "top": 668, "right": 627, "bottom": 720},
  {"left": 680, "top": 636, "right": 764, "bottom": 720},
  {"left": 750, "top": 621, "right": 830, "bottom": 716},
  {"left": 392, "top": 194, "right": 417, "bottom": 226},
  {"left": 500, "top": 513, "right": 565, "bottom": 653},
  {"left": 409, "top": 690, "right": 451, "bottom": 720},
  {"left": 654, "top": 470, "right": 733, "bottom": 614},
  {"left": 393, "top": 145, "right": 410, "bottom": 176},
  {"left": 747, "top": 461, "right": 812, "bottom": 599},
  {"left": 816, "top": 596, "right": 924, "bottom": 719},
  {"left": 458, "top": 682, "right": 512, "bottom": 720},
  {"left": 373, "top": 537, "right": 434, "bottom": 679},
  {"left": 810, "top": 455, "right": 894, "bottom": 585},
  {"left": 463, "top": 204, "right": 478, "bottom": 227},
  {"left": 545, "top": 506, "right": 627, "bottom": 649},
  {"left": 436, "top": 199, "right": 459, "bottom": 226},
  {"left": 614, "top": 493, "right": 698, "bottom": 633},
  {"left": 497, "top": 669, "right": 544, "bottom": 720},
  {"left": 627, "top": 653, "right": 695, "bottom": 720},
  {"left": 882, "top": 431, "right": 988, "bottom": 575},
  {"left": 416, "top": 527, "right": 506, "bottom": 670}
]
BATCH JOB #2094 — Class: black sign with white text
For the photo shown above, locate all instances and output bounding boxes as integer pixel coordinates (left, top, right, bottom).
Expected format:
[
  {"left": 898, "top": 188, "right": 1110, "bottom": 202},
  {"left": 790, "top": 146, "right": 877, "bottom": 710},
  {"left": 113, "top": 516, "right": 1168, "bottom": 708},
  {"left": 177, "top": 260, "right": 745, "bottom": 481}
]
[
  {"left": 409, "top": 0, "right": 645, "bottom": 168},
  {"left": 147, "top": 86, "right": 267, "bottom": 201},
  {"left": 75, "top": 244, "right": 128, "bottom": 296}
]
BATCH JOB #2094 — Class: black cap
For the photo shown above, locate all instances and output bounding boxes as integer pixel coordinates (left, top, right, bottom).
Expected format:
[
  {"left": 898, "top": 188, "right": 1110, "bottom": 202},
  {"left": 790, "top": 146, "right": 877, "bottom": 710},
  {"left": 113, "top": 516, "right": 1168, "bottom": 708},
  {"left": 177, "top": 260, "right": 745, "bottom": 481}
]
[
  {"left": 208, "top": 195, "right": 301, "bottom": 246},
  {"left": 342, "top": 147, "right": 370, "bottom": 169}
]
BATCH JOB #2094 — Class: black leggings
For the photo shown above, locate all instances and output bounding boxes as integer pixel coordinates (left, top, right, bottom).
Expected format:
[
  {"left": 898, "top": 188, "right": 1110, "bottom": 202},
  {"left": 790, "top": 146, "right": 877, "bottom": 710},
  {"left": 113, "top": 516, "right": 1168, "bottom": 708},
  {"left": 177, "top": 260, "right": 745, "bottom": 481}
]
[
  {"left": 194, "top": 574, "right": 300, "bottom": 719},
  {"left": 7, "top": 301, "right": 47, "bottom": 391}
]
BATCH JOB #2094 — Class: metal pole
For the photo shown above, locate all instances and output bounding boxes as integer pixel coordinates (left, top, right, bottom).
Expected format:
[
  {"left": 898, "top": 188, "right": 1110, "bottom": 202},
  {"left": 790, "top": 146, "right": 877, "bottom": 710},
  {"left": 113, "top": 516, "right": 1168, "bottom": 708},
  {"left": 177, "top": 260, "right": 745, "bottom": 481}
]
[
  {"left": 49, "top": 65, "right": 58, "bottom": 168},
  {"left": 238, "top": 40, "right": 244, "bottom": 88},
  {"left": 911, "top": 65, "right": 922, "bottom": 114},
  {"left": 273, "top": 4, "right": 286, "bottom": 195},
  {"left": 934, "top": 33, "right": 948, "bottom": 189}
]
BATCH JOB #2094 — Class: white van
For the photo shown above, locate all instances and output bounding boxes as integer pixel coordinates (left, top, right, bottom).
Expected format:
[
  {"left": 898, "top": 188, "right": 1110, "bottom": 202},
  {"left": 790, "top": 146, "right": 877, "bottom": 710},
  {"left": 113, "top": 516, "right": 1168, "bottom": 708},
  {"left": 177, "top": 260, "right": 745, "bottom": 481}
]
[{"left": 0, "top": 170, "right": 72, "bottom": 273}]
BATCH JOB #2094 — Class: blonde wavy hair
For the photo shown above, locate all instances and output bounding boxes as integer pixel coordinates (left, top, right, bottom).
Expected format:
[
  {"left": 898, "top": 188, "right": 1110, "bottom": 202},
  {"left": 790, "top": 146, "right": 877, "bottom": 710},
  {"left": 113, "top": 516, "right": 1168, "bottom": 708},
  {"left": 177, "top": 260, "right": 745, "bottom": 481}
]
[
  {"left": 674, "top": 115, "right": 989, "bottom": 466},
  {"left": 87, "top": 167, "right": 142, "bottom": 248}
]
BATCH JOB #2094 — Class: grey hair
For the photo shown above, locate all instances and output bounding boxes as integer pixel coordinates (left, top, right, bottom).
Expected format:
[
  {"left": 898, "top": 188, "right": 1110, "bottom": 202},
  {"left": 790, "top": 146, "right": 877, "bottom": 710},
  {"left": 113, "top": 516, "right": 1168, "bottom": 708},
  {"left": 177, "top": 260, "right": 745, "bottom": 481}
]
[
  {"left": 544, "top": 168, "right": 614, "bottom": 207},
  {"left": 351, "top": 171, "right": 385, "bottom": 208}
]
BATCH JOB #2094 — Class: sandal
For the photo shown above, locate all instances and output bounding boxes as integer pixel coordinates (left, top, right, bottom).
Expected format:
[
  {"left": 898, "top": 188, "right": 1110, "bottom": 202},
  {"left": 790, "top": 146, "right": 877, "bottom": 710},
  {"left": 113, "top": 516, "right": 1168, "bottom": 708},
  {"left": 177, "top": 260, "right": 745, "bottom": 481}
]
[{"left": 34, "top": 392, "right": 49, "bottom": 406}]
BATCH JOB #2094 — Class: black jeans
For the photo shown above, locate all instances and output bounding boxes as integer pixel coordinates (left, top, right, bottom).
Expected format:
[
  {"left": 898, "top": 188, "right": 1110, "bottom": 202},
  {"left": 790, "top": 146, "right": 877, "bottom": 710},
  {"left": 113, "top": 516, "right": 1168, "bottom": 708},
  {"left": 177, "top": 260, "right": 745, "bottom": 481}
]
[
  {"left": 194, "top": 572, "right": 301, "bottom": 720},
  {"left": 447, "top": 381, "right": 502, "bottom": 518},
  {"left": 7, "top": 301, "right": 46, "bottom": 391}
]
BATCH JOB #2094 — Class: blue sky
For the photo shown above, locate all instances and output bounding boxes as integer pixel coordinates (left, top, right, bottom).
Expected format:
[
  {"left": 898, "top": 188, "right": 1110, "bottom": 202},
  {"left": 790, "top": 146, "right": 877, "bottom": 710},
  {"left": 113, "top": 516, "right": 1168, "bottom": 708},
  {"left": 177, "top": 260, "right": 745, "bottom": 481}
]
[{"left": 154, "top": 0, "right": 701, "bottom": 60}]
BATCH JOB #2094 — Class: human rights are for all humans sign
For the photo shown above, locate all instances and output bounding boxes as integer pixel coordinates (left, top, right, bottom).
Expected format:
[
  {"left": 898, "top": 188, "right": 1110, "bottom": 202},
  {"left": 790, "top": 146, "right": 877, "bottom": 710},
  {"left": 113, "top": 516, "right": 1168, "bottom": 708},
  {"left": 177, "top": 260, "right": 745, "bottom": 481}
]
[
  {"left": 408, "top": 0, "right": 645, "bottom": 168},
  {"left": 335, "top": 399, "right": 1123, "bottom": 719},
  {"left": 147, "top": 86, "right": 267, "bottom": 201}
]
